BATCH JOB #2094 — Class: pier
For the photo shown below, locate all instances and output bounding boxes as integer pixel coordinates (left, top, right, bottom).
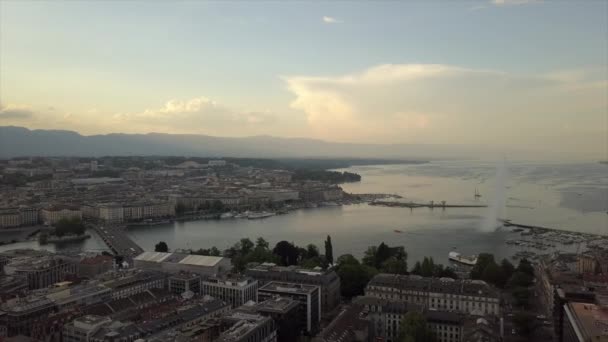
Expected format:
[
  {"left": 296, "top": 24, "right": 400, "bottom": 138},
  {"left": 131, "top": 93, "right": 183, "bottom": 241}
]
[
  {"left": 89, "top": 224, "right": 144, "bottom": 257},
  {"left": 370, "top": 200, "right": 487, "bottom": 209}
]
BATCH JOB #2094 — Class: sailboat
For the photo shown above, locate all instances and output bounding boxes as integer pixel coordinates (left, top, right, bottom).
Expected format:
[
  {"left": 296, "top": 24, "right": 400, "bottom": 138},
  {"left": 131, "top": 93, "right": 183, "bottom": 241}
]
[{"left": 474, "top": 188, "right": 482, "bottom": 198}]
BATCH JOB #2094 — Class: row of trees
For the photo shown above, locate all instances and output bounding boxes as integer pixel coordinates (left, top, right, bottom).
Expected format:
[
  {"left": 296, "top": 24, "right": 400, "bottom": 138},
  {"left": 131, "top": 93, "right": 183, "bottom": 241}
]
[
  {"left": 335, "top": 242, "right": 457, "bottom": 298},
  {"left": 154, "top": 235, "right": 335, "bottom": 273},
  {"left": 470, "top": 253, "right": 535, "bottom": 307}
]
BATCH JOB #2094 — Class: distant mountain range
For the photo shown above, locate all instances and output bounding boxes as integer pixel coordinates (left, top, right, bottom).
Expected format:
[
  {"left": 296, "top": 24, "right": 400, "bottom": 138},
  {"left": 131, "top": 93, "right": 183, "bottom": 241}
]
[{"left": 0, "top": 126, "right": 528, "bottom": 160}]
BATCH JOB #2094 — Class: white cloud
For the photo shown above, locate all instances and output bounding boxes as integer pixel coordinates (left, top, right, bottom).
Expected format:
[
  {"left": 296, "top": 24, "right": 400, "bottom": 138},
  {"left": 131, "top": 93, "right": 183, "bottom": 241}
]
[
  {"left": 0, "top": 103, "right": 34, "bottom": 120},
  {"left": 283, "top": 63, "right": 607, "bottom": 156},
  {"left": 491, "top": 0, "right": 541, "bottom": 6},
  {"left": 322, "top": 16, "right": 342, "bottom": 24},
  {"left": 111, "top": 96, "right": 276, "bottom": 135}
]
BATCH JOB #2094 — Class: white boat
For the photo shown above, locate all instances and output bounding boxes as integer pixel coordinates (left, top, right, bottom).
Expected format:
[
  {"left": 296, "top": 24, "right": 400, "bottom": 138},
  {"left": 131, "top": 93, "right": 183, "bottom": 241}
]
[
  {"left": 247, "top": 212, "right": 275, "bottom": 219},
  {"left": 449, "top": 251, "right": 478, "bottom": 266},
  {"left": 220, "top": 212, "right": 235, "bottom": 219}
]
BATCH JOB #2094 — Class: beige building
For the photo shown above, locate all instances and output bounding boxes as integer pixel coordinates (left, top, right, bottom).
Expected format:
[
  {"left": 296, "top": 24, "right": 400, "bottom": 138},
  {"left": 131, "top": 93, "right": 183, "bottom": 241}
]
[
  {"left": 98, "top": 203, "right": 124, "bottom": 223},
  {"left": 41, "top": 206, "right": 82, "bottom": 225},
  {"left": 365, "top": 274, "right": 500, "bottom": 316},
  {"left": 0, "top": 208, "right": 21, "bottom": 228}
]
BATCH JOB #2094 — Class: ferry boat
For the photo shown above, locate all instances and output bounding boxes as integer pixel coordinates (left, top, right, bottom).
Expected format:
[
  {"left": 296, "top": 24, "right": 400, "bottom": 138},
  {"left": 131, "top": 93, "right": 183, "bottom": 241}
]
[
  {"left": 220, "top": 212, "right": 235, "bottom": 219},
  {"left": 394, "top": 229, "right": 403, "bottom": 233},
  {"left": 247, "top": 212, "right": 275, "bottom": 220},
  {"left": 449, "top": 251, "right": 478, "bottom": 266}
]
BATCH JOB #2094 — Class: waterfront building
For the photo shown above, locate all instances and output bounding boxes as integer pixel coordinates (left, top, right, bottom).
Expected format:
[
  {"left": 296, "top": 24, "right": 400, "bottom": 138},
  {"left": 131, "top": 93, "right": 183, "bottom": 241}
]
[
  {"left": 0, "top": 275, "right": 28, "bottom": 301},
  {"left": 563, "top": 302, "right": 608, "bottom": 342},
  {"left": 40, "top": 205, "right": 82, "bottom": 225},
  {"left": 0, "top": 208, "right": 21, "bottom": 228},
  {"left": 365, "top": 274, "right": 500, "bottom": 316},
  {"left": 18, "top": 207, "right": 39, "bottom": 226},
  {"left": 133, "top": 251, "right": 231, "bottom": 277},
  {"left": 208, "top": 160, "right": 227, "bottom": 167},
  {"left": 245, "top": 263, "right": 341, "bottom": 314},
  {"left": 258, "top": 281, "right": 321, "bottom": 334},
  {"left": 98, "top": 203, "right": 124, "bottom": 223},
  {"left": 201, "top": 276, "right": 258, "bottom": 308}
]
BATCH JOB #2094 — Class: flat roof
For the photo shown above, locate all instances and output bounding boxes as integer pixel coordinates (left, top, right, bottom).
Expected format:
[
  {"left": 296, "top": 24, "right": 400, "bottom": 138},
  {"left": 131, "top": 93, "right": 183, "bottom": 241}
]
[
  {"left": 178, "top": 254, "right": 223, "bottom": 267},
  {"left": 134, "top": 252, "right": 173, "bottom": 263}
]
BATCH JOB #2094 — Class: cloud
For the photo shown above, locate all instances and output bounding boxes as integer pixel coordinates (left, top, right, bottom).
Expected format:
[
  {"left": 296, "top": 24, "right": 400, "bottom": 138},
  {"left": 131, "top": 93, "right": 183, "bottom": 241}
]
[
  {"left": 0, "top": 104, "right": 34, "bottom": 120},
  {"left": 322, "top": 16, "right": 342, "bottom": 24},
  {"left": 491, "top": 0, "right": 541, "bottom": 6},
  {"left": 111, "top": 96, "right": 277, "bottom": 135},
  {"left": 283, "top": 64, "right": 607, "bottom": 156}
]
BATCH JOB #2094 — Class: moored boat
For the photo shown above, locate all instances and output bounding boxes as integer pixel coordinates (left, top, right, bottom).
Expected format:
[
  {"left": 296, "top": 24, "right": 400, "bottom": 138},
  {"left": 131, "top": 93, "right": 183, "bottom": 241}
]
[{"left": 449, "top": 251, "right": 478, "bottom": 266}]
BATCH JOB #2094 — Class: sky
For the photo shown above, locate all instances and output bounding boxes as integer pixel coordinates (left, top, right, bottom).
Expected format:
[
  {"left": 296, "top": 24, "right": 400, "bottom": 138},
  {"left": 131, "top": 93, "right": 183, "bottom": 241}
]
[{"left": 0, "top": 1, "right": 607, "bottom": 160}]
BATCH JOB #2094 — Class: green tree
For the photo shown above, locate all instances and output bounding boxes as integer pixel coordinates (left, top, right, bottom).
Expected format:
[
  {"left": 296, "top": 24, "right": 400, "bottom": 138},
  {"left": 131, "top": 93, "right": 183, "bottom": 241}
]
[
  {"left": 516, "top": 258, "right": 535, "bottom": 277},
  {"left": 175, "top": 203, "right": 186, "bottom": 215},
  {"left": 209, "top": 246, "right": 222, "bottom": 256},
  {"left": 240, "top": 238, "right": 254, "bottom": 255},
  {"left": 501, "top": 259, "right": 516, "bottom": 280},
  {"left": 336, "top": 254, "right": 360, "bottom": 266},
  {"left": 155, "top": 241, "right": 169, "bottom": 252},
  {"left": 325, "top": 235, "right": 334, "bottom": 265},
  {"left": 513, "top": 312, "right": 538, "bottom": 336},
  {"left": 482, "top": 262, "right": 507, "bottom": 288},
  {"left": 211, "top": 200, "right": 225, "bottom": 212},
  {"left": 337, "top": 263, "right": 377, "bottom": 298},
  {"left": 273, "top": 241, "right": 300, "bottom": 266},
  {"left": 307, "top": 244, "right": 320, "bottom": 259},
  {"left": 511, "top": 287, "right": 531, "bottom": 308},
  {"left": 382, "top": 257, "right": 408, "bottom": 275},
  {"left": 256, "top": 237, "right": 269, "bottom": 250},
  {"left": 398, "top": 311, "right": 437, "bottom": 342},
  {"left": 507, "top": 271, "right": 534, "bottom": 288},
  {"left": 471, "top": 253, "right": 496, "bottom": 279},
  {"left": 54, "top": 217, "right": 85, "bottom": 237}
]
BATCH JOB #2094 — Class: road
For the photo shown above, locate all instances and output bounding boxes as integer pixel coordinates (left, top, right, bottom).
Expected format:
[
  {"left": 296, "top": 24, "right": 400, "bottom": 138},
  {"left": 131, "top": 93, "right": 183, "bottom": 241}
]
[{"left": 88, "top": 223, "right": 144, "bottom": 258}]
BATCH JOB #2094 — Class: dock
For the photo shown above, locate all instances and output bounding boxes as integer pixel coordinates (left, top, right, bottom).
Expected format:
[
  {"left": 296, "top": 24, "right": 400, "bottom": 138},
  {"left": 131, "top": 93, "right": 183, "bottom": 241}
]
[
  {"left": 370, "top": 200, "right": 487, "bottom": 209},
  {"left": 89, "top": 224, "right": 144, "bottom": 257}
]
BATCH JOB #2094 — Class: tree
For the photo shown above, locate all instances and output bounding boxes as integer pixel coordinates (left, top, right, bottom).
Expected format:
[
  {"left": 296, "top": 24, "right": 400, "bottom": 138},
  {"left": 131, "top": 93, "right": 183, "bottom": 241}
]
[
  {"left": 337, "top": 263, "right": 377, "bottom": 298},
  {"left": 54, "top": 217, "right": 85, "bottom": 237},
  {"left": 511, "top": 287, "right": 531, "bottom": 308},
  {"left": 482, "top": 262, "right": 507, "bottom": 288},
  {"left": 273, "top": 241, "right": 300, "bottom": 266},
  {"left": 516, "top": 258, "right": 535, "bottom": 277},
  {"left": 336, "top": 254, "right": 360, "bottom": 266},
  {"left": 398, "top": 311, "right": 437, "bottom": 342},
  {"left": 209, "top": 246, "right": 222, "bottom": 256},
  {"left": 175, "top": 203, "right": 186, "bottom": 215},
  {"left": 211, "top": 200, "right": 225, "bottom": 212},
  {"left": 501, "top": 259, "right": 516, "bottom": 280},
  {"left": 508, "top": 271, "right": 533, "bottom": 288},
  {"left": 471, "top": 253, "right": 496, "bottom": 280},
  {"left": 256, "top": 237, "right": 269, "bottom": 250},
  {"left": 382, "top": 257, "right": 408, "bottom": 275},
  {"left": 155, "top": 241, "right": 169, "bottom": 252},
  {"left": 240, "top": 238, "right": 254, "bottom": 255},
  {"left": 325, "top": 235, "right": 334, "bottom": 265},
  {"left": 306, "top": 244, "right": 320, "bottom": 259},
  {"left": 513, "top": 312, "right": 538, "bottom": 336}
]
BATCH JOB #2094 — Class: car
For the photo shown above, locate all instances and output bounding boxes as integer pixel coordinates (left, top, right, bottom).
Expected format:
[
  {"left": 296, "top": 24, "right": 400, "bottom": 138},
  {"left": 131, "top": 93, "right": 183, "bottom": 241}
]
[
  {"left": 512, "top": 329, "right": 517, "bottom": 335},
  {"left": 536, "top": 315, "right": 546, "bottom": 320}
]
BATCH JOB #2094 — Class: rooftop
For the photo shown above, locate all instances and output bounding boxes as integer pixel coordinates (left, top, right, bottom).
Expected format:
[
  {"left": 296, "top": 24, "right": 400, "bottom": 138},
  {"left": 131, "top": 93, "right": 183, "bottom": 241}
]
[
  {"left": 259, "top": 281, "right": 319, "bottom": 295},
  {"left": 368, "top": 273, "right": 499, "bottom": 297},
  {"left": 567, "top": 302, "right": 608, "bottom": 339}
]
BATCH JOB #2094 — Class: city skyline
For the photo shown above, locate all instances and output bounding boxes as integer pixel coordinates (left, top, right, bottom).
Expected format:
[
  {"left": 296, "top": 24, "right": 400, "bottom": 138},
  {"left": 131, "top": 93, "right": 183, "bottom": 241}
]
[{"left": 1, "top": 1, "right": 607, "bottom": 160}]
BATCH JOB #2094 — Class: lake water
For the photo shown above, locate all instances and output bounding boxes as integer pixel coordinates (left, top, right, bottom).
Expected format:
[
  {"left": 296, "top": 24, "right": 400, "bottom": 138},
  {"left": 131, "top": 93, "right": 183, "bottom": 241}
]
[{"left": 2, "top": 160, "right": 607, "bottom": 265}]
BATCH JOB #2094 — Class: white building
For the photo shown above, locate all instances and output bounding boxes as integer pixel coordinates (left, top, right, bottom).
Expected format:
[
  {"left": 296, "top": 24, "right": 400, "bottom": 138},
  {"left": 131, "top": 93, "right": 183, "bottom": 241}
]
[
  {"left": 98, "top": 203, "right": 124, "bottom": 223},
  {"left": 365, "top": 274, "right": 500, "bottom": 316},
  {"left": 201, "top": 276, "right": 258, "bottom": 308},
  {"left": 133, "top": 252, "right": 231, "bottom": 277},
  {"left": 40, "top": 206, "right": 82, "bottom": 225}
]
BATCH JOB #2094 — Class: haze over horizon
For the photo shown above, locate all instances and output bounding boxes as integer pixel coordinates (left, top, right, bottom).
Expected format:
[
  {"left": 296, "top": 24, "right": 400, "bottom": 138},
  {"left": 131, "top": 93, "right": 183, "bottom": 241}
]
[{"left": 1, "top": 1, "right": 607, "bottom": 160}]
